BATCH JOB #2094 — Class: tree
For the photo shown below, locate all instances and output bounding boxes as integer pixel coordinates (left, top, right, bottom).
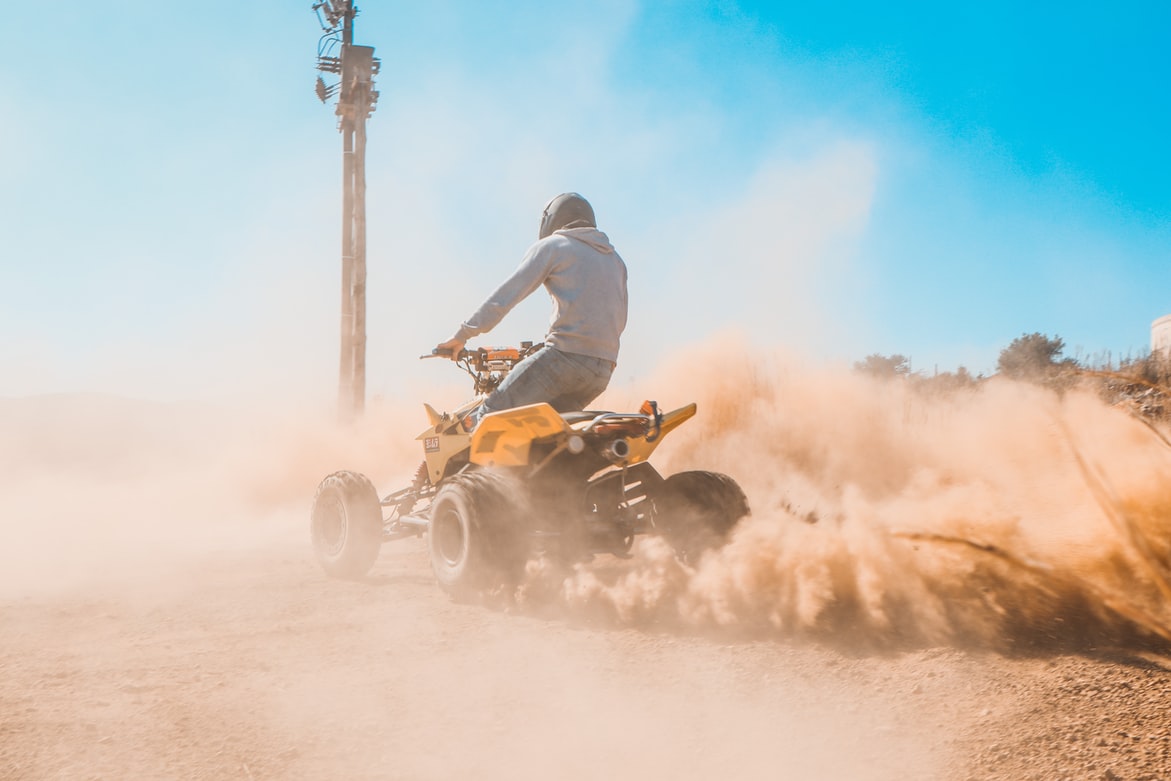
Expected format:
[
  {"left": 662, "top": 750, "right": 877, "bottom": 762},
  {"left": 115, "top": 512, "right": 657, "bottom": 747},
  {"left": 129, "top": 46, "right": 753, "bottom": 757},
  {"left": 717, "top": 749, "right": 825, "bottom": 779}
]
[
  {"left": 996, "top": 333, "right": 1078, "bottom": 383},
  {"left": 917, "top": 365, "right": 981, "bottom": 394},
  {"left": 854, "top": 353, "right": 911, "bottom": 379}
]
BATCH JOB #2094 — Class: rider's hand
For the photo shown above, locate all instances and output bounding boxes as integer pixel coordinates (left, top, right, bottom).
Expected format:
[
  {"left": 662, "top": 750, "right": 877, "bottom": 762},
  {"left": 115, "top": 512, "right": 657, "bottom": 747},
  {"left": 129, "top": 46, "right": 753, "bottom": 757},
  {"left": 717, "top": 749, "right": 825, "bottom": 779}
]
[{"left": 435, "top": 337, "right": 466, "bottom": 361}]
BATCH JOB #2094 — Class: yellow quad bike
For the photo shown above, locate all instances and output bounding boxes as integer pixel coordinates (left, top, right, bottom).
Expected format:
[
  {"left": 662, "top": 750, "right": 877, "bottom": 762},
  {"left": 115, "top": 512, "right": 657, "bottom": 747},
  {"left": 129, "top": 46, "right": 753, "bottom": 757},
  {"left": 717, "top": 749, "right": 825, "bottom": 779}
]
[{"left": 310, "top": 342, "right": 749, "bottom": 596}]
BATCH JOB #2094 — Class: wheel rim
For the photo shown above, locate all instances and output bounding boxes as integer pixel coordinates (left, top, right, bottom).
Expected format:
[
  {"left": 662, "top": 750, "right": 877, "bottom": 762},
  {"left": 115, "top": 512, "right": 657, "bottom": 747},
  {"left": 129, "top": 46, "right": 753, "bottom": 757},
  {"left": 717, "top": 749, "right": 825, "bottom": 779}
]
[
  {"left": 432, "top": 505, "right": 467, "bottom": 567},
  {"left": 314, "top": 494, "right": 348, "bottom": 556}
]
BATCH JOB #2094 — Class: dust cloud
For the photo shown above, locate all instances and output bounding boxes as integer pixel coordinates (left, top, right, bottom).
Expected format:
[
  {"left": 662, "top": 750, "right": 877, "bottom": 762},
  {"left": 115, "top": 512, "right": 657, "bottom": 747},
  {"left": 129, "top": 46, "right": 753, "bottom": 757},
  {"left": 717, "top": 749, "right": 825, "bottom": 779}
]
[
  {"left": 552, "top": 335, "right": 1171, "bottom": 650},
  {"left": 0, "top": 393, "right": 422, "bottom": 599},
  {"left": 4, "top": 335, "right": 1170, "bottom": 652}
]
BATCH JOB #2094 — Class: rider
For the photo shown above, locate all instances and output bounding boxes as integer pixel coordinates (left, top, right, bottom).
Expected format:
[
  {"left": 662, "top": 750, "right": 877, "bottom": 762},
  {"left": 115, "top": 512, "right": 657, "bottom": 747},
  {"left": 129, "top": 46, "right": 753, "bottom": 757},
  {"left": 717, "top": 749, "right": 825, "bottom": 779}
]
[{"left": 434, "top": 193, "right": 628, "bottom": 421}]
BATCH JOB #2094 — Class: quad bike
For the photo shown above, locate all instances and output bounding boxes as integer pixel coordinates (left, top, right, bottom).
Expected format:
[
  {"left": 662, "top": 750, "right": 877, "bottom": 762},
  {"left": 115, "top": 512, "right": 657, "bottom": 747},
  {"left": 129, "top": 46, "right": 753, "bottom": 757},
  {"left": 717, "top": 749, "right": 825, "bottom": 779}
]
[{"left": 309, "top": 342, "right": 749, "bottom": 597}]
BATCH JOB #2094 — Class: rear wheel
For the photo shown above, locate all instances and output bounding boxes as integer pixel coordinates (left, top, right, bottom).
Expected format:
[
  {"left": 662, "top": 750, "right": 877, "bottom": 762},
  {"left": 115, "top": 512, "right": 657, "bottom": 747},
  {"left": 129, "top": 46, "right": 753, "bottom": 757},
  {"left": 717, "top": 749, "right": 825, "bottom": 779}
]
[
  {"left": 429, "top": 471, "right": 526, "bottom": 599},
  {"left": 310, "top": 471, "right": 383, "bottom": 579},
  {"left": 655, "top": 471, "right": 749, "bottom": 562}
]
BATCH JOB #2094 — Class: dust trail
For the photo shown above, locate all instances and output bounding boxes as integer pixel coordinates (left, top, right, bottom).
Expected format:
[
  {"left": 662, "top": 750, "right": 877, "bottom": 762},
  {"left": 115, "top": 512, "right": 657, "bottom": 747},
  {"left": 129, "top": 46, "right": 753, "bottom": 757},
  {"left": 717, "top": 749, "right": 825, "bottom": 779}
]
[
  {"left": 551, "top": 336, "right": 1171, "bottom": 650},
  {"left": 0, "top": 393, "right": 423, "bottom": 598},
  {"left": 8, "top": 337, "right": 1171, "bottom": 651}
]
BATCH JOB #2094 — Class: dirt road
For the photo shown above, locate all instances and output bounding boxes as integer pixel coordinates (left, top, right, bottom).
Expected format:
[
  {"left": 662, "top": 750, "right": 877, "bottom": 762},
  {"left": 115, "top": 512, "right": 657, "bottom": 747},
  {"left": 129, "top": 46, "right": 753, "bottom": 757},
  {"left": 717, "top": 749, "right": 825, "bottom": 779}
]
[
  {"left": 5, "top": 369, "right": 1171, "bottom": 780},
  {"left": 4, "top": 531, "right": 1171, "bottom": 781}
]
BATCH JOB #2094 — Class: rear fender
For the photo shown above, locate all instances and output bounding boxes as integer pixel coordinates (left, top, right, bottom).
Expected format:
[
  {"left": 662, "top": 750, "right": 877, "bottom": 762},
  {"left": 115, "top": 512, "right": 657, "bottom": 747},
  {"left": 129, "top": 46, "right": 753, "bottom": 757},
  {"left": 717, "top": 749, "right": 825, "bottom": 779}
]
[{"left": 625, "top": 403, "right": 697, "bottom": 464}]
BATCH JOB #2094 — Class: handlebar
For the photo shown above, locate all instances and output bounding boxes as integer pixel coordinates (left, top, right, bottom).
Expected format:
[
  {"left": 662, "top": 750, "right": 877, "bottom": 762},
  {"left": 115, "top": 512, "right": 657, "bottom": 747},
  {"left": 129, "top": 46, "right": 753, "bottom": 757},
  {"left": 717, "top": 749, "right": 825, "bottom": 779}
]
[
  {"left": 420, "top": 342, "right": 544, "bottom": 395},
  {"left": 420, "top": 341, "right": 542, "bottom": 364}
]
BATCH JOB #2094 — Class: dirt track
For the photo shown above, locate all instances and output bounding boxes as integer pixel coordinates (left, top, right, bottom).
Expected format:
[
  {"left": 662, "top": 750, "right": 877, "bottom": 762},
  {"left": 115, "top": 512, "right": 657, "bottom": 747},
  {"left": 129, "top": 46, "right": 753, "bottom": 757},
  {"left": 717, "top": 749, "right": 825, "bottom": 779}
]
[
  {"left": 4, "top": 532, "right": 1171, "bottom": 781},
  {"left": 6, "top": 373, "right": 1171, "bottom": 780}
]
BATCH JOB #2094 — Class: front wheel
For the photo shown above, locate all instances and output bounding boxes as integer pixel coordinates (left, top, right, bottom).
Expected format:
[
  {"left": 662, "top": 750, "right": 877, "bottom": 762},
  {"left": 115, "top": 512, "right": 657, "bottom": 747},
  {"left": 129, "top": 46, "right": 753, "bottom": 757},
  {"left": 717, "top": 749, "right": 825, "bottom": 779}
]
[
  {"left": 428, "top": 471, "right": 526, "bottom": 599},
  {"left": 310, "top": 471, "right": 383, "bottom": 579},
  {"left": 655, "top": 471, "right": 750, "bottom": 562}
]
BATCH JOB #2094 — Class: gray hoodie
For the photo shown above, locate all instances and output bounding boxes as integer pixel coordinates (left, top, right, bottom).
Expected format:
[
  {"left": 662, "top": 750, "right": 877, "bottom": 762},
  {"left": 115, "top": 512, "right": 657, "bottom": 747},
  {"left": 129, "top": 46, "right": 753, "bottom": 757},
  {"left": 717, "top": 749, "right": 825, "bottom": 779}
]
[{"left": 454, "top": 227, "right": 628, "bottom": 364}]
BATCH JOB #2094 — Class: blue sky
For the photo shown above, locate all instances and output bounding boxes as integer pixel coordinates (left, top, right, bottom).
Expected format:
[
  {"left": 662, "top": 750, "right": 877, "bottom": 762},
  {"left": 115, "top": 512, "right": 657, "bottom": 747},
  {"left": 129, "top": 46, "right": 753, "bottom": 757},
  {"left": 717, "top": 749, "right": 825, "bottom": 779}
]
[{"left": 1, "top": 1, "right": 1168, "bottom": 400}]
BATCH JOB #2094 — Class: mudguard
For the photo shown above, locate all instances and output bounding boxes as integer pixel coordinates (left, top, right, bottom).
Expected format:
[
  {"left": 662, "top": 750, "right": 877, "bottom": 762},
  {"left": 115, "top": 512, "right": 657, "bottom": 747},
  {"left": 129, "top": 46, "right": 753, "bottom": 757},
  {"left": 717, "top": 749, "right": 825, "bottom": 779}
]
[{"left": 624, "top": 403, "right": 697, "bottom": 464}]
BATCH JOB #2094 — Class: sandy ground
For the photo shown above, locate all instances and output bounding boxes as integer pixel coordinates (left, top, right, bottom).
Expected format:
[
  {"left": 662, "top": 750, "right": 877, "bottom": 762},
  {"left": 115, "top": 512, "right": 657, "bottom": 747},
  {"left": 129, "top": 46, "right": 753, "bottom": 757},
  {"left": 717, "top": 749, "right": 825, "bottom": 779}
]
[
  {"left": 3, "top": 534, "right": 1171, "bottom": 781},
  {"left": 5, "top": 363, "right": 1171, "bottom": 781}
]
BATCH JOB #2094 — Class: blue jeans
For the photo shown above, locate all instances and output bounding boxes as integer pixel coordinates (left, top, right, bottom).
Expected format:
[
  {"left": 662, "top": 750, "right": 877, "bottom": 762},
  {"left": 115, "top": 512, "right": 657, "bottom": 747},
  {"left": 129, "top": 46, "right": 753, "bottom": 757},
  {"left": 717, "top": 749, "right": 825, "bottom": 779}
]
[{"left": 479, "top": 347, "right": 615, "bottom": 419}]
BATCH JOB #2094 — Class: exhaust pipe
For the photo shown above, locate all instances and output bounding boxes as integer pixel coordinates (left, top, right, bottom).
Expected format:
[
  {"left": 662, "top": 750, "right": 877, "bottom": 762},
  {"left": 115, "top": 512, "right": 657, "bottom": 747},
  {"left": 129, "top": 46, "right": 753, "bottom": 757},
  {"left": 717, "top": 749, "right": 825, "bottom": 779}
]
[{"left": 604, "top": 438, "right": 630, "bottom": 462}]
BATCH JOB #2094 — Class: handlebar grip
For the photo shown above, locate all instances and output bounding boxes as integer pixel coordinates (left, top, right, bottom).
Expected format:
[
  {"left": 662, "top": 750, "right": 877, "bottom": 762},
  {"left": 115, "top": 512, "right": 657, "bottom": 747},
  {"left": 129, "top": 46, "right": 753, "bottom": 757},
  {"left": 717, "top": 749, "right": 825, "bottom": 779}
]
[{"left": 421, "top": 348, "right": 473, "bottom": 360}]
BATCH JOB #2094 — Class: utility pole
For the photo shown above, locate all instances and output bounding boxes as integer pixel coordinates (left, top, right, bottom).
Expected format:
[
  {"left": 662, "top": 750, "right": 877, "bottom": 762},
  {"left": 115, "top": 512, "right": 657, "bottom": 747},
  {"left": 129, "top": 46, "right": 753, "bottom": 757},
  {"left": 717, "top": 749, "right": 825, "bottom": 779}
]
[{"left": 313, "top": 1, "right": 379, "bottom": 419}]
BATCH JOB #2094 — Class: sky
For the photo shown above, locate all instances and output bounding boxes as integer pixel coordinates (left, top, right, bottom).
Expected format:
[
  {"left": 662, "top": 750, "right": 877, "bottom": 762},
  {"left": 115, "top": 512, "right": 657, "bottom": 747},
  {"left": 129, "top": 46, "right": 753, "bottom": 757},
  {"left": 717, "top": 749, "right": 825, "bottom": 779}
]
[{"left": 1, "top": 0, "right": 1169, "bottom": 402}]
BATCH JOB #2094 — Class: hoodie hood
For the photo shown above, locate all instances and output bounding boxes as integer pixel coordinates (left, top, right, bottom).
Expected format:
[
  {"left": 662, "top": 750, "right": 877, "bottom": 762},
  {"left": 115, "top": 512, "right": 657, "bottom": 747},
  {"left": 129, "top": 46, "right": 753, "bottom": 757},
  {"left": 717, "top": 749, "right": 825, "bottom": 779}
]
[{"left": 555, "top": 227, "right": 615, "bottom": 254}]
